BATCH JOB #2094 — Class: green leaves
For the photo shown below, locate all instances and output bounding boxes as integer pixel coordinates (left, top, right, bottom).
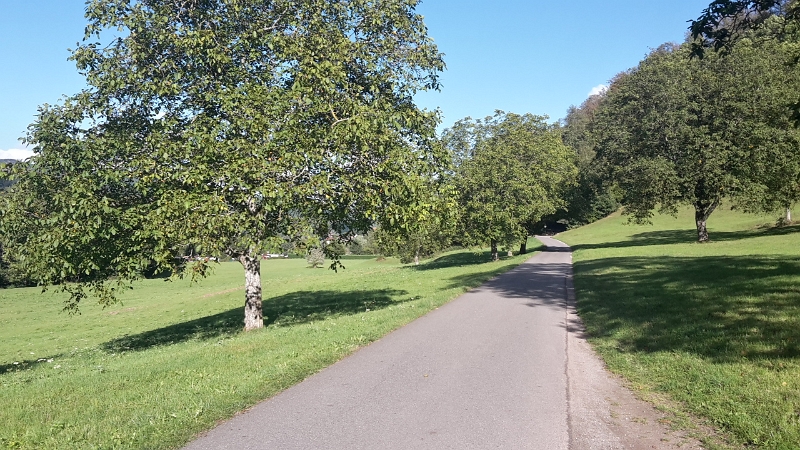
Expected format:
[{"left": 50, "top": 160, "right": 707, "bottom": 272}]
[
  {"left": 594, "top": 28, "right": 800, "bottom": 239},
  {"left": 0, "top": 0, "right": 444, "bottom": 313},
  {"left": 447, "top": 112, "right": 577, "bottom": 250}
]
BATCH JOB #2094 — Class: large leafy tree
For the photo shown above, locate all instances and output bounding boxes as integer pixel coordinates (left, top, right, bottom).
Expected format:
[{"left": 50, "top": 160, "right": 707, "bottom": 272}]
[
  {"left": 720, "top": 21, "right": 800, "bottom": 220},
  {"left": 448, "top": 112, "right": 576, "bottom": 261},
  {"left": 0, "top": 0, "right": 445, "bottom": 330},
  {"left": 594, "top": 38, "right": 800, "bottom": 241}
]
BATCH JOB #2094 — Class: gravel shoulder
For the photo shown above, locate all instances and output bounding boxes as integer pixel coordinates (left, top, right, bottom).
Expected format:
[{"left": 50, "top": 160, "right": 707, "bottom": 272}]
[{"left": 557, "top": 234, "right": 705, "bottom": 449}]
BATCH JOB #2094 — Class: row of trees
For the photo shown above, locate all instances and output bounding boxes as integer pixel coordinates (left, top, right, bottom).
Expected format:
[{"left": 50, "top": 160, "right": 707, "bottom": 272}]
[
  {"left": 5, "top": 0, "right": 794, "bottom": 330},
  {"left": 378, "top": 111, "right": 577, "bottom": 264}
]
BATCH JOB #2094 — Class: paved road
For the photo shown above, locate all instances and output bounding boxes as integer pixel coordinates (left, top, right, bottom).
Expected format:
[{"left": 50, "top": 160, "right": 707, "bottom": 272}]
[{"left": 183, "top": 237, "right": 699, "bottom": 449}]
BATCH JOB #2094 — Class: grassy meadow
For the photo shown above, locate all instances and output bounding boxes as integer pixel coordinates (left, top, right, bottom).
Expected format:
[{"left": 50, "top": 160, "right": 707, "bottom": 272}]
[
  {"left": 559, "top": 208, "right": 800, "bottom": 449},
  {"left": 0, "top": 241, "right": 540, "bottom": 450}
]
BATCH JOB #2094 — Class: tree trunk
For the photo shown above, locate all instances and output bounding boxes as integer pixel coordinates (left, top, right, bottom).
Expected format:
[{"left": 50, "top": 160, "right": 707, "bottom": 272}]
[
  {"left": 241, "top": 255, "right": 264, "bottom": 331},
  {"left": 694, "top": 199, "right": 719, "bottom": 243},
  {"left": 696, "top": 217, "right": 709, "bottom": 243},
  {"left": 519, "top": 239, "right": 527, "bottom": 255},
  {"left": 693, "top": 182, "right": 719, "bottom": 243},
  {"left": 507, "top": 249, "right": 513, "bottom": 257},
  {"left": 490, "top": 239, "right": 499, "bottom": 261},
  {"left": 414, "top": 248, "right": 420, "bottom": 266},
  {"left": 786, "top": 207, "right": 792, "bottom": 223}
]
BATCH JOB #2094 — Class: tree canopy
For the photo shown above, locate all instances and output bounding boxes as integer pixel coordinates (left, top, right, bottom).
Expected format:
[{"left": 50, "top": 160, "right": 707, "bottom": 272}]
[
  {"left": 592, "top": 30, "right": 800, "bottom": 241},
  {"left": 0, "top": 0, "right": 445, "bottom": 330}
]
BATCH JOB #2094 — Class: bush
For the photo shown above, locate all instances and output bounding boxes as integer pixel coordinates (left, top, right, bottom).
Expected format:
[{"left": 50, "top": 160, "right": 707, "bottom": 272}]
[{"left": 306, "top": 247, "right": 325, "bottom": 268}]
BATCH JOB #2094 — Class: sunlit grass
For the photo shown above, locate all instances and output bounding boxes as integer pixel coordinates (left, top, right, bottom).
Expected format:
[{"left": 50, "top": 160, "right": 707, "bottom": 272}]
[
  {"left": 560, "top": 207, "right": 800, "bottom": 449},
  {"left": 0, "top": 242, "right": 541, "bottom": 450}
]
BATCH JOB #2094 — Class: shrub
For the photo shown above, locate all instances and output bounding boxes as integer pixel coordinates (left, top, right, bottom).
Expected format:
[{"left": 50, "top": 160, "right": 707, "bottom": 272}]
[{"left": 306, "top": 247, "right": 325, "bottom": 268}]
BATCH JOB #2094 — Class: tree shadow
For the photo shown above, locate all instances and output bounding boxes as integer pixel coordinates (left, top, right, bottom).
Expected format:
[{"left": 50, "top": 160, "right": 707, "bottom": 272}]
[
  {"left": 102, "top": 288, "right": 409, "bottom": 352},
  {"left": 440, "top": 245, "right": 572, "bottom": 316},
  {"left": 569, "top": 224, "right": 800, "bottom": 251},
  {"left": 575, "top": 255, "right": 800, "bottom": 363},
  {"left": 0, "top": 354, "right": 64, "bottom": 375},
  {"left": 411, "top": 250, "right": 512, "bottom": 271}
]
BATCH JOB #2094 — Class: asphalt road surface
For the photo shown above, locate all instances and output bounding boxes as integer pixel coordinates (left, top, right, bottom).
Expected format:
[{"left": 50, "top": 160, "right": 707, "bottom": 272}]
[{"left": 183, "top": 237, "right": 702, "bottom": 450}]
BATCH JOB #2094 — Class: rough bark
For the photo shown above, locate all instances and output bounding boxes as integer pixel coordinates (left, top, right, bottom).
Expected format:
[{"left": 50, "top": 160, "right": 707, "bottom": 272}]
[
  {"left": 519, "top": 239, "right": 527, "bottom": 255},
  {"left": 241, "top": 255, "right": 264, "bottom": 331},
  {"left": 693, "top": 180, "right": 720, "bottom": 243},
  {"left": 694, "top": 198, "right": 719, "bottom": 243},
  {"left": 696, "top": 217, "right": 710, "bottom": 242},
  {"left": 490, "top": 239, "right": 499, "bottom": 261}
]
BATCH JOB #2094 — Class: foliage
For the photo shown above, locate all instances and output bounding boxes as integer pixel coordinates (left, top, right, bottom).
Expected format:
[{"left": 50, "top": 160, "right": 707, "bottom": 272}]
[
  {"left": 690, "top": 0, "right": 798, "bottom": 56},
  {"left": 593, "top": 37, "right": 800, "bottom": 241},
  {"left": 325, "top": 241, "right": 346, "bottom": 258},
  {"left": 723, "top": 21, "right": 800, "bottom": 218},
  {"left": 446, "top": 111, "right": 577, "bottom": 260},
  {"left": 346, "top": 231, "right": 378, "bottom": 255},
  {"left": 0, "top": 0, "right": 445, "bottom": 329},
  {"left": 375, "top": 181, "right": 459, "bottom": 264},
  {"left": 306, "top": 248, "right": 325, "bottom": 269},
  {"left": 553, "top": 91, "right": 622, "bottom": 229}
]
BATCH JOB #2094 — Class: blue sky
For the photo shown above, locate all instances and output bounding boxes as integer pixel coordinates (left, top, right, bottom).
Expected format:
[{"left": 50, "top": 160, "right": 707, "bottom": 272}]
[{"left": 0, "top": 0, "right": 711, "bottom": 159}]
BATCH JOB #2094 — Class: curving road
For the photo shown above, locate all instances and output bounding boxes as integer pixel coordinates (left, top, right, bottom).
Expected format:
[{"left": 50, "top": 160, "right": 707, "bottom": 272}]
[{"left": 183, "top": 237, "right": 701, "bottom": 450}]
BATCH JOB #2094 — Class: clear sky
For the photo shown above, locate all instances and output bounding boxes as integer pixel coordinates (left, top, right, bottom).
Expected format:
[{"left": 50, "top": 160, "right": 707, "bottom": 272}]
[{"left": 0, "top": 0, "right": 711, "bottom": 159}]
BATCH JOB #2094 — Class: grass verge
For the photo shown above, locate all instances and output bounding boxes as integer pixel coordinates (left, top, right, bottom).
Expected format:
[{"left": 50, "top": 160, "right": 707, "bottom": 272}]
[
  {"left": 0, "top": 241, "right": 541, "bottom": 450},
  {"left": 559, "top": 208, "right": 800, "bottom": 449}
]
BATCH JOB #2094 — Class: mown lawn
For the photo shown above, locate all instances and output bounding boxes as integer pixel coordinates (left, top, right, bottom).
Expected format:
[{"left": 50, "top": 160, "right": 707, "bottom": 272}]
[
  {"left": 559, "top": 208, "right": 800, "bottom": 449},
  {"left": 0, "top": 242, "right": 540, "bottom": 450}
]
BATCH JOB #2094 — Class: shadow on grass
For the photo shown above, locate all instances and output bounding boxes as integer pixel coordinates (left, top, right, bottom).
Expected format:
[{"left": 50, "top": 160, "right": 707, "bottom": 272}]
[
  {"left": 570, "top": 224, "right": 800, "bottom": 251},
  {"left": 412, "top": 250, "right": 512, "bottom": 271},
  {"left": 103, "top": 288, "right": 409, "bottom": 352},
  {"left": 0, "top": 355, "right": 64, "bottom": 375},
  {"left": 575, "top": 255, "right": 800, "bottom": 362}
]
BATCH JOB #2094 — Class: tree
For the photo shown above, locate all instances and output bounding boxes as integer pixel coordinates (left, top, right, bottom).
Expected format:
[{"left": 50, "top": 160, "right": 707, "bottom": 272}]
[
  {"left": 0, "top": 0, "right": 445, "bottom": 330},
  {"left": 552, "top": 87, "right": 623, "bottom": 229},
  {"left": 306, "top": 248, "right": 325, "bottom": 269},
  {"left": 718, "top": 24, "right": 800, "bottom": 221},
  {"left": 594, "top": 39, "right": 800, "bottom": 241},
  {"left": 448, "top": 112, "right": 577, "bottom": 261}
]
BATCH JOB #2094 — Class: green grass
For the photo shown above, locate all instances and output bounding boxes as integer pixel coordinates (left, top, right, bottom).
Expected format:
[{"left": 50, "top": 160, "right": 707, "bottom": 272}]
[
  {"left": 559, "top": 208, "right": 800, "bottom": 449},
  {"left": 0, "top": 241, "right": 542, "bottom": 450}
]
